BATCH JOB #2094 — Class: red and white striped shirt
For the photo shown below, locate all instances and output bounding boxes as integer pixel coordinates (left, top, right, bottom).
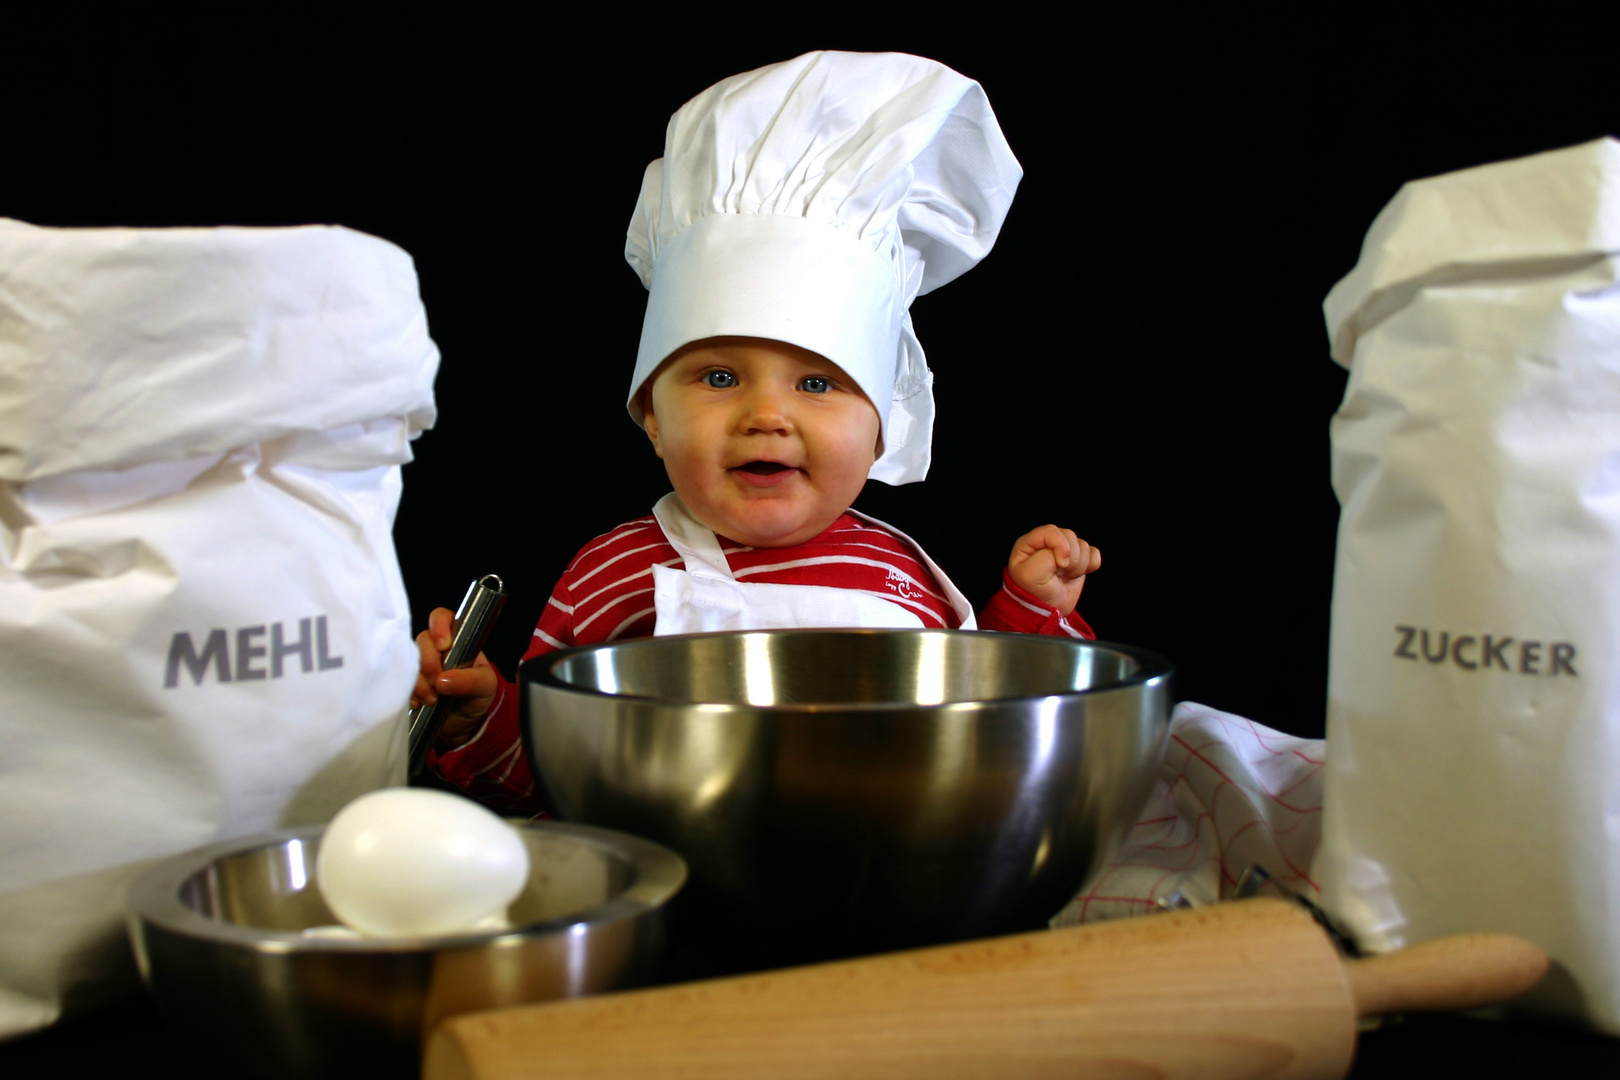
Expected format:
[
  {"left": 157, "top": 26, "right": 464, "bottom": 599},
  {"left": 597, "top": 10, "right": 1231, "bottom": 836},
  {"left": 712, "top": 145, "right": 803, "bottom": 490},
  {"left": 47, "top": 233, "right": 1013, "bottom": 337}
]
[{"left": 432, "top": 512, "right": 1093, "bottom": 811}]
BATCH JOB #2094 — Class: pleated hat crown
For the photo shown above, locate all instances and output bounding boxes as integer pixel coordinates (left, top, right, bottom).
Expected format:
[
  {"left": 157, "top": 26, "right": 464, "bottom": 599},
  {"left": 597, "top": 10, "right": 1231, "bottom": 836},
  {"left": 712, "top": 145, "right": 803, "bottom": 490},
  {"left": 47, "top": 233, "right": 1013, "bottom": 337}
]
[{"left": 624, "top": 51, "right": 1021, "bottom": 485}]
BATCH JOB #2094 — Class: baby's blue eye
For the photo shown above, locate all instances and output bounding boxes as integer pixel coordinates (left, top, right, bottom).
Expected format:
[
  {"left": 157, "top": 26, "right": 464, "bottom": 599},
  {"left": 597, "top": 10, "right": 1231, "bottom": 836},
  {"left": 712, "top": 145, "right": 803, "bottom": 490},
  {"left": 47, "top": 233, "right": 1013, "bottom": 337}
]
[
  {"left": 704, "top": 370, "right": 737, "bottom": 388},
  {"left": 799, "top": 376, "right": 831, "bottom": 394}
]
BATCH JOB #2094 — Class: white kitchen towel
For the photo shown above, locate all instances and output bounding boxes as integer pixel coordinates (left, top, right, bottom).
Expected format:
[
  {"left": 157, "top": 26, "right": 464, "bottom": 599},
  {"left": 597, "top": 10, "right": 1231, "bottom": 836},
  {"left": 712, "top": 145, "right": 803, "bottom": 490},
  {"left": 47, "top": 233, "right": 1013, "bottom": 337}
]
[
  {"left": 0, "top": 219, "right": 437, "bottom": 1039},
  {"left": 1313, "top": 137, "right": 1620, "bottom": 1032},
  {"left": 1054, "top": 702, "right": 1324, "bottom": 926}
]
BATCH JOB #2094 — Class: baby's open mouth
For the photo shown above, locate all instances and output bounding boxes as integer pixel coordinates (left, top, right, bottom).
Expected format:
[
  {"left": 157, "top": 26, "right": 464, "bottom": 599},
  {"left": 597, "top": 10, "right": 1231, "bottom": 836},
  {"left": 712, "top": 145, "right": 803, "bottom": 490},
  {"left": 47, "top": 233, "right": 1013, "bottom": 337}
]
[{"left": 736, "top": 461, "right": 792, "bottom": 475}]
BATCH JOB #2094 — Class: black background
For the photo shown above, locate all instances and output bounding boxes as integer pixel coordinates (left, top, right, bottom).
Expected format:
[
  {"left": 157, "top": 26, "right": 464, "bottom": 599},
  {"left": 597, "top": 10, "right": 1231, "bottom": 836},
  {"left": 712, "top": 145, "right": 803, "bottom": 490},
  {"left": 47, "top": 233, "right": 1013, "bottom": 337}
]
[
  {"left": 5, "top": 15, "right": 1615, "bottom": 741},
  {"left": 6, "top": 13, "right": 1620, "bottom": 1079}
]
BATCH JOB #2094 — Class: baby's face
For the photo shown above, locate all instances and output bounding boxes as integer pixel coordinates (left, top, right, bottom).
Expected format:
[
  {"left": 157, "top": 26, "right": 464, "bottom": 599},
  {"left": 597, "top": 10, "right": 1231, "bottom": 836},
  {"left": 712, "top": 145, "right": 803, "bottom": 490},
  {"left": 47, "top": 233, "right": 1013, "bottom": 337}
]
[{"left": 642, "top": 337, "right": 882, "bottom": 547}]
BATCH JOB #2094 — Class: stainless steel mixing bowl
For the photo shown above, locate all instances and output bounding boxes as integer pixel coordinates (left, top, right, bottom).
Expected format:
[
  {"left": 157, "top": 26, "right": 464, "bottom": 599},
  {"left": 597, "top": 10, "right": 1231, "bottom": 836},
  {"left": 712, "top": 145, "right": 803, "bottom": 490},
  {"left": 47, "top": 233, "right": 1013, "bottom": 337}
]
[
  {"left": 126, "top": 819, "right": 685, "bottom": 1079},
  {"left": 521, "top": 629, "right": 1171, "bottom": 960}
]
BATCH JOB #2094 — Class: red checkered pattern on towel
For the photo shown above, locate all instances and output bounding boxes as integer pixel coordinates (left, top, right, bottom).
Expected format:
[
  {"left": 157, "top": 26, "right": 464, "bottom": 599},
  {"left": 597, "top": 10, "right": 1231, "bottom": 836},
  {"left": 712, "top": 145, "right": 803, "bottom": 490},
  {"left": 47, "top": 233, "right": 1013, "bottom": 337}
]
[{"left": 1052, "top": 702, "right": 1325, "bottom": 926}]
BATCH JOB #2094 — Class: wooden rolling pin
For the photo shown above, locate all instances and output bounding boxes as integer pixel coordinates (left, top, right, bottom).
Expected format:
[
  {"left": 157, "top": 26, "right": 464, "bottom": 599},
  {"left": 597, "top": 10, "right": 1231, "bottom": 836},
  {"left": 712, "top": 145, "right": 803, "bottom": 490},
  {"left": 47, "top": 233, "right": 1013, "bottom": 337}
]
[{"left": 422, "top": 898, "right": 1548, "bottom": 1080}]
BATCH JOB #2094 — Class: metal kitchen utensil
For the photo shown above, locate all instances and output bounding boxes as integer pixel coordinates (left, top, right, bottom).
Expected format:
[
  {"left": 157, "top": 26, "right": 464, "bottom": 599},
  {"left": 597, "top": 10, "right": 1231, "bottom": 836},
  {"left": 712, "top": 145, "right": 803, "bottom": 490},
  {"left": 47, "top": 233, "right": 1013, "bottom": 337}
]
[
  {"left": 1161, "top": 864, "right": 1365, "bottom": 960},
  {"left": 407, "top": 573, "right": 507, "bottom": 776},
  {"left": 127, "top": 819, "right": 685, "bottom": 1080},
  {"left": 521, "top": 628, "right": 1172, "bottom": 961}
]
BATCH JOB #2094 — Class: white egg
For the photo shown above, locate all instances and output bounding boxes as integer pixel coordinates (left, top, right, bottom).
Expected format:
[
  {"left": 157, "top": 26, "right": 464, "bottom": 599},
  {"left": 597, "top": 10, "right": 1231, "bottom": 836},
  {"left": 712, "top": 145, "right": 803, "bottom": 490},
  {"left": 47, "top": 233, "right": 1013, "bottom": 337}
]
[{"left": 316, "top": 788, "right": 530, "bottom": 938}]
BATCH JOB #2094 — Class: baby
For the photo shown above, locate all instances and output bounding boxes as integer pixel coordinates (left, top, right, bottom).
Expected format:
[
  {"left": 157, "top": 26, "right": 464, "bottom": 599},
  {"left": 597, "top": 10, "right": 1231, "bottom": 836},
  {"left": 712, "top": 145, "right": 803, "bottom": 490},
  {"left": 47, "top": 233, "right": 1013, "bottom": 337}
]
[{"left": 412, "top": 52, "right": 1101, "bottom": 810}]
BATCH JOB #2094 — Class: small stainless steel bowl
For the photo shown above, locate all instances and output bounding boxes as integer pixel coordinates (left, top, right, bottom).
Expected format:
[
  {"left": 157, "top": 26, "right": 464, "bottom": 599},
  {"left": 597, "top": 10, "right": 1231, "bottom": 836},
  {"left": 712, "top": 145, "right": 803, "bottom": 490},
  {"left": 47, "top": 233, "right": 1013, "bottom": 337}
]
[
  {"left": 521, "top": 629, "right": 1171, "bottom": 959},
  {"left": 127, "top": 820, "right": 685, "bottom": 1080}
]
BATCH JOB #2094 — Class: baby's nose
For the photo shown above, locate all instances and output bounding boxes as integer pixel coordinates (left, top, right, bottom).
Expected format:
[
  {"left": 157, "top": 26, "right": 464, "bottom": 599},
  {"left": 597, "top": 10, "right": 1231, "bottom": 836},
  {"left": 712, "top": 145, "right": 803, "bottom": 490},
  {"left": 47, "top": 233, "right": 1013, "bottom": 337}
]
[{"left": 739, "top": 385, "right": 793, "bottom": 433}]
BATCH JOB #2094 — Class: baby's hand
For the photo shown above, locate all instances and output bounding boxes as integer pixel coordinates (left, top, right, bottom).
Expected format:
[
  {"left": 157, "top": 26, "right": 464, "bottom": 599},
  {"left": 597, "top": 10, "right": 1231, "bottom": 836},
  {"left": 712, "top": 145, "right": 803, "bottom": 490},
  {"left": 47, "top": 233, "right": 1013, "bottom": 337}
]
[
  {"left": 411, "top": 606, "right": 498, "bottom": 750},
  {"left": 1006, "top": 525, "right": 1100, "bottom": 616}
]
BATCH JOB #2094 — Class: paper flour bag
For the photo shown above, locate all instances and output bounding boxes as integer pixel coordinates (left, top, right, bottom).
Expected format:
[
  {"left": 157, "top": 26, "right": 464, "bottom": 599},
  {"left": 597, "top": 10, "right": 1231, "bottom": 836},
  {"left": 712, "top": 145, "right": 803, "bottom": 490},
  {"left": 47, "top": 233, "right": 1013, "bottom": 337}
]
[
  {"left": 1314, "top": 138, "right": 1620, "bottom": 1030},
  {"left": 0, "top": 219, "right": 437, "bottom": 1038}
]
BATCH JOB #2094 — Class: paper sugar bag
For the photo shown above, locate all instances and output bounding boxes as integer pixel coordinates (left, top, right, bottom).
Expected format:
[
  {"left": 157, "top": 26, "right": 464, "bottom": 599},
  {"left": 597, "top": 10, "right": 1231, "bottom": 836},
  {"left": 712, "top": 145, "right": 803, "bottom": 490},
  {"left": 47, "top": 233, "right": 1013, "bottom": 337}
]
[
  {"left": 0, "top": 219, "right": 437, "bottom": 1038},
  {"left": 1314, "top": 138, "right": 1620, "bottom": 1030}
]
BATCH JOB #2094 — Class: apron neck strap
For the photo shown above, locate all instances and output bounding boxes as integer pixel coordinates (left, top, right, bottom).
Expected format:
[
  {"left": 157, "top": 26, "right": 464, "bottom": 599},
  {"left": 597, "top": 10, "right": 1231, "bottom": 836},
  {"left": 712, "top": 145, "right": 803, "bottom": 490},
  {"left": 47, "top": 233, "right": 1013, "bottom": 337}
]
[{"left": 652, "top": 493, "right": 736, "bottom": 580}]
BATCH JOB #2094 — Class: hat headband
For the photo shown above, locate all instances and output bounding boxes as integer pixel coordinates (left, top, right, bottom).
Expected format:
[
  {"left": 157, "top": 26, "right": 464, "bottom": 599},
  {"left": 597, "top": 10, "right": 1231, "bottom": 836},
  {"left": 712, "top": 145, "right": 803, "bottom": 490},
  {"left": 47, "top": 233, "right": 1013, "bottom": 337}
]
[{"left": 627, "top": 214, "right": 901, "bottom": 439}]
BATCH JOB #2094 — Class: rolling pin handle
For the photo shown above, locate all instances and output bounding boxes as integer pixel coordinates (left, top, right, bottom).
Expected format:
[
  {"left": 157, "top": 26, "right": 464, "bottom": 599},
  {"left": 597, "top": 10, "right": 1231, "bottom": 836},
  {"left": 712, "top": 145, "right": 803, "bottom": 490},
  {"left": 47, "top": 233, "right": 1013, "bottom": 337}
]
[{"left": 1345, "top": 933, "right": 1550, "bottom": 1018}]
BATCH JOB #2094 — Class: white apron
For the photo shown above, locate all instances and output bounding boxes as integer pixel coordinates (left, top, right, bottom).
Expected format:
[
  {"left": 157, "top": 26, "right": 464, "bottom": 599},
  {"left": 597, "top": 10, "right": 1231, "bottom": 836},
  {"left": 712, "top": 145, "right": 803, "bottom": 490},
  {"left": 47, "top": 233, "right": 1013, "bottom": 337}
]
[{"left": 650, "top": 493, "right": 975, "bottom": 634}]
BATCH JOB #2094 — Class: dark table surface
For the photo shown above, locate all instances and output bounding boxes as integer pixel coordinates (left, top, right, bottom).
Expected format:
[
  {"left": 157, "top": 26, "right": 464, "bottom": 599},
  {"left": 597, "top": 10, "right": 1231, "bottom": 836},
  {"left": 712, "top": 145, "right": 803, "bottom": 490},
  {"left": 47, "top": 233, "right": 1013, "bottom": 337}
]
[{"left": 6, "top": 970, "right": 1620, "bottom": 1080}]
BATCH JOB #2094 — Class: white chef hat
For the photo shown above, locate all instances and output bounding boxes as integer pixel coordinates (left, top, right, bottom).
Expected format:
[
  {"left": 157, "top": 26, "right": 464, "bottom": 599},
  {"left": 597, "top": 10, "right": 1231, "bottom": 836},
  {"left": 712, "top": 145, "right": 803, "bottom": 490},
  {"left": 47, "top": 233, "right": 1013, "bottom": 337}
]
[{"left": 624, "top": 51, "right": 1021, "bottom": 485}]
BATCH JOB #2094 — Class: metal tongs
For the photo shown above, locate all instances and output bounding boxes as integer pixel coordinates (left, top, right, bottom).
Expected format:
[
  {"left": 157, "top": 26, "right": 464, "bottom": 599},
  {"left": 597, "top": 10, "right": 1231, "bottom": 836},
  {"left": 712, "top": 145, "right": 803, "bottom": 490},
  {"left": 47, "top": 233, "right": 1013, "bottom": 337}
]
[{"left": 406, "top": 573, "right": 508, "bottom": 776}]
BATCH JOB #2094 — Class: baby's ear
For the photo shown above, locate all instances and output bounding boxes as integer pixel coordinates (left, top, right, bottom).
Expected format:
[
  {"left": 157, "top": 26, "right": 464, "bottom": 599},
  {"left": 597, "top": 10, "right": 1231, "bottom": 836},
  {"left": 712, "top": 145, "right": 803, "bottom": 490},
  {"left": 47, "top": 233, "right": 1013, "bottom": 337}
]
[{"left": 642, "top": 405, "right": 664, "bottom": 459}]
